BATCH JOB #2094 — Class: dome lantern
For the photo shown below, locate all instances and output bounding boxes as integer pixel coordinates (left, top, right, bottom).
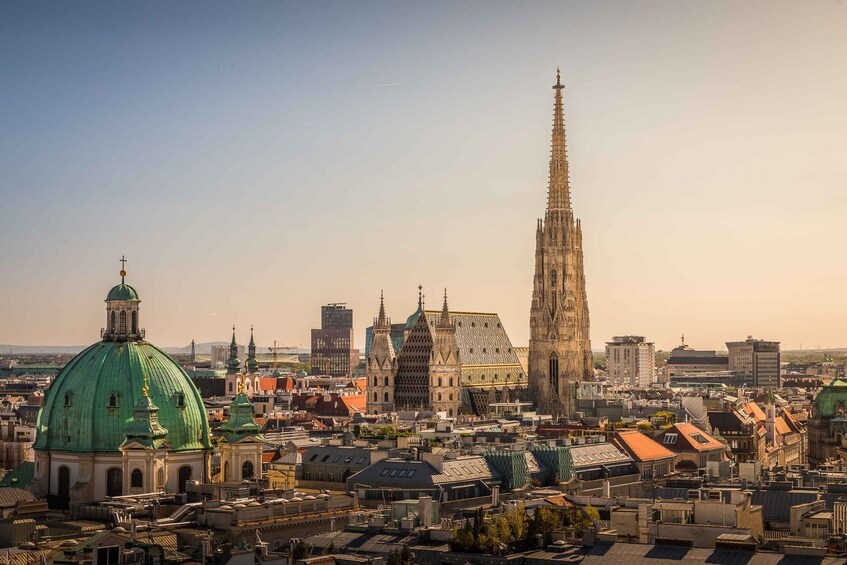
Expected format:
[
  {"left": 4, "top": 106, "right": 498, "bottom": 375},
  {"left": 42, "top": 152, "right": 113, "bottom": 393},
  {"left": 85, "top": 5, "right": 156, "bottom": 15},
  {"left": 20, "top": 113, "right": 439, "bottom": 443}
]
[{"left": 104, "top": 256, "right": 143, "bottom": 341}]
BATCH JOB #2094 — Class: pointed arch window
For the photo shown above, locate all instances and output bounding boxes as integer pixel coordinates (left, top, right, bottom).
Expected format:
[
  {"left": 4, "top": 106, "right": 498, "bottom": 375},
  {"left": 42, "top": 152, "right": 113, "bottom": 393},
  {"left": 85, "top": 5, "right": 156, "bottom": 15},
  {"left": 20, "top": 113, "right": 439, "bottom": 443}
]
[
  {"left": 549, "top": 352, "right": 560, "bottom": 393},
  {"left": 384, "top": 392, "right": 389, "bottom": 402},
  {"left": 384, "top": 376, "right": 389, "bottom": 386}
]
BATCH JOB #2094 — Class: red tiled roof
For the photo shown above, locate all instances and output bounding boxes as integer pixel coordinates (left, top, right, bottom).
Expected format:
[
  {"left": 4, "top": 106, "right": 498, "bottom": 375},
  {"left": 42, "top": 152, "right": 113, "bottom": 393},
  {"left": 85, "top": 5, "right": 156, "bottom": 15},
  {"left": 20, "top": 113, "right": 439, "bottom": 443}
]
[
  {"left": 658, "top": 423, "right": 725, "bottom": 453},
  {"left": 743, "top": 402, "right": 766, "bottom": 423},
  {"left": 611, "top": 430, "right": 675, "bottom": 462},
  {"left": 775, "top": 417, "right": 791, "bottom": 436},
  {"left": 257, "top": 377, "right": 278, "bottom": 392}
]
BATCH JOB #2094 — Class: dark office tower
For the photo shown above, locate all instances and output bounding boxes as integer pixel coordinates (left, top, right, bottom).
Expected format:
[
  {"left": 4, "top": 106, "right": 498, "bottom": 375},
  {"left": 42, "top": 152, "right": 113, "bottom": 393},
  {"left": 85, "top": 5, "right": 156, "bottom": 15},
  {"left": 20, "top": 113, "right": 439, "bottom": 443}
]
[{"left": 311, "top": 303, "right": 357, "bottom": 377}]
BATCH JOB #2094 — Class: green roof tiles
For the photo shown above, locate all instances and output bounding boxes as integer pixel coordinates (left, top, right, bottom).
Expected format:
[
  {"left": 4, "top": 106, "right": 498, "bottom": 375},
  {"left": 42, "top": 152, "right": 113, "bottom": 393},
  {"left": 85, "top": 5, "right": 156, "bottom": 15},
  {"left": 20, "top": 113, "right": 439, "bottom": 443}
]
[
  {"left": 106, "top": 283, "right": 140, "bottom": 301},
  {"left": 35, "top": 340, "right": 211, "bottom": 453}
]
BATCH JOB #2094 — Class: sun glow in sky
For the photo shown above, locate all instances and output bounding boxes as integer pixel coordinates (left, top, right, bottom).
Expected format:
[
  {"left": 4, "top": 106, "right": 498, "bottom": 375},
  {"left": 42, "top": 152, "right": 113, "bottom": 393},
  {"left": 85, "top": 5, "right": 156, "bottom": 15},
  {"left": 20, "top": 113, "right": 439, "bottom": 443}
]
[{"left": 1, "top": 1, "right": 846, "bottom": 351}]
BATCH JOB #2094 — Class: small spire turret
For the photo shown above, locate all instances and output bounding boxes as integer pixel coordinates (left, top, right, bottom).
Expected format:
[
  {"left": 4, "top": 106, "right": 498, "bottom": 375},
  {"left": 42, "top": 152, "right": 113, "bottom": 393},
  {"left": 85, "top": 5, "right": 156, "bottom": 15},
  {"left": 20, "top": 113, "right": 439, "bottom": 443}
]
[
  {"left": 246, "top": 326, "right": 258, "bottom": 373},
  {"left": 226, "top": 326, "right": 240, "bottom": 375}
]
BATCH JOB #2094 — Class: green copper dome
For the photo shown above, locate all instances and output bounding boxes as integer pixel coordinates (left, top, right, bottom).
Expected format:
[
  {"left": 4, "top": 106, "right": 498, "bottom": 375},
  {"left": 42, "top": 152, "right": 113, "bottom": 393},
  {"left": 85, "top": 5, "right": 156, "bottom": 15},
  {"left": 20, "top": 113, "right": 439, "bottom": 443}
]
[
  {"left": 405, "top": 286, "right": 425, "bottom": 330},
  {"left": 106, "top": 283, "right": 140, "bottom": 302},
  {"left": 815, "top": 376, "right": 847, "bottom": 419},
  {"left": 35, "top": 341, "right": 211, "bottom": 453}
]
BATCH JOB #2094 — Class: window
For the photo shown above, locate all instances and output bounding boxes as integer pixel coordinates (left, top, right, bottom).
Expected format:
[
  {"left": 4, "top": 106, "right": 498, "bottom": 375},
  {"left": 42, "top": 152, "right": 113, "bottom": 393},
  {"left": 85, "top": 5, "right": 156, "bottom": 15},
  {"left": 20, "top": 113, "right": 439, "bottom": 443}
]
[
  {"left": 384, "top": 392, "right": 389, "bottom": 402},
  {"left": 177, "top": 393, "right": 185, "bottom": 408},
  {"left": 549, "top": 353, "right": 559, "bottom": 392},
  {"left": 157, "top": 468, "right": 165, "bottom": 488},
  {"left": 131, "top": 311, "right": 137, "bottom": 334},
  {"left": 178, "top": 466, "right": 192, "bottom": 493},
  {"left": 106, "top": 468, "right": 123, "bottom": 497},
  {"left": 321, "top": 455, "right": 330, "bottom": 462},
  {"left": 310, "top": 454, "right": 319, "bottom": 462},
  {"left": 131, "top": 469, "right": 143, "bottom": 488},
  {"left": 406, "top": 470, "right": 416, "bottom": 478},
  {"left": 242, "top": 460, "right": 254, "bottom": 480},
  {"left": 64, "top": 393, "right": 72, "bottom": 407},
  {"left": 380, "top": 468, "right": 390, "bottom": 476},
  {"left": 663, "top": 433, "right": 678, "bottom": 445},
  {"left": 384, "top": 376, "right": 389, "bottom": 386},
  {"left": 58, "top": 466, "right": 70, "bottom": 497},
  {"left": 398, "top": 470, "right": 407, "bottom": 478},
  {"left": 389, "top": 469, "right": 399, "bottom": 477},
  {"left": 438, "top": 378, "right": 442, "bottom": 387},
  {"left": 108, "top": 393, "right": 118, "bottom": 408},
  {"left": 119, "top": 311, "right": 127, "bottom": 333},
  {"left": 110, "top": 311, "right": 116, "bottom": 333}
]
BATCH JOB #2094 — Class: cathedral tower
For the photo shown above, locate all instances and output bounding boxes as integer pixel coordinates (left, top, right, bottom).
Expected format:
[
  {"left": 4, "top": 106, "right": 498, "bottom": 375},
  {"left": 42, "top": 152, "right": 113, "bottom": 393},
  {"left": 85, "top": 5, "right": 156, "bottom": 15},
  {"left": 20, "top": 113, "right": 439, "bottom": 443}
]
[
  {"left": 365, "top": 292, "right": 397, "bottom": 414},
  {"left": 429, "top": 289, "right": 462, "bottom": 417},
  {"left": 528, "top": 70, "right": 593, "bottom": 418}
]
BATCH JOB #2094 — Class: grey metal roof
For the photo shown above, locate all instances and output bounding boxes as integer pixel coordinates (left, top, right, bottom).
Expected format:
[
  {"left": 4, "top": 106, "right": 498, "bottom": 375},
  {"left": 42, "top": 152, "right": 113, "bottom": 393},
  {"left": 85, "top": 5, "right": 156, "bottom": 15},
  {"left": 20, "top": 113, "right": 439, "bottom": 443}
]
[
  {"left": 569, "top": 442, "right": 632, "bottom": 469},
  {"left": 750, "top": 489, "right": 819, "bottom": 521},
  {"left": 301, "top": 445, "right": 374, "bottom": 468}
]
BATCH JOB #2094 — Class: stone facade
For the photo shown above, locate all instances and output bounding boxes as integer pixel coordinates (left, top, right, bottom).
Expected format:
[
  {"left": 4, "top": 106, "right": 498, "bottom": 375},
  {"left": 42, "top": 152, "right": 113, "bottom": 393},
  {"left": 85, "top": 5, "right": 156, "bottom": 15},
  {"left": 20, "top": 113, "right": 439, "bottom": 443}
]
[
  {"left": 428, "top": 292, "right": 462, "bottom": 417},
  {"left": 365, "top": 293, "right": 397, "bottom": 414},
  {"left": 528, "top": 70, "right": 592, "bottom": 417}
]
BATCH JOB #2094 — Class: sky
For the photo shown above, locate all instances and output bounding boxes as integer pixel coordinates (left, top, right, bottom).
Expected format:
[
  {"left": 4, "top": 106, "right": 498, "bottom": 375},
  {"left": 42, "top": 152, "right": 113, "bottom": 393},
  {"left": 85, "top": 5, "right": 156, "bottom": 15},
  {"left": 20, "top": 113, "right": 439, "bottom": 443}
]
[{"left": 1, "top": 1, "right": 846, "bottom": 352}]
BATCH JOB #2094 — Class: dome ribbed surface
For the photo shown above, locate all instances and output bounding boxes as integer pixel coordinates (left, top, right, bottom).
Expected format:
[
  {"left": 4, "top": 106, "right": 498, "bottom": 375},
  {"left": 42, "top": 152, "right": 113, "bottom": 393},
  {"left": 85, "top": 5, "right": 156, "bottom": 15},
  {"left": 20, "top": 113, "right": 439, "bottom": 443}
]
[
  {"left": 106, "top": 283, "right": 140, "bottom": 301},
  {"left": 35, "top": 341, "right": 210, "bottom": 453}
]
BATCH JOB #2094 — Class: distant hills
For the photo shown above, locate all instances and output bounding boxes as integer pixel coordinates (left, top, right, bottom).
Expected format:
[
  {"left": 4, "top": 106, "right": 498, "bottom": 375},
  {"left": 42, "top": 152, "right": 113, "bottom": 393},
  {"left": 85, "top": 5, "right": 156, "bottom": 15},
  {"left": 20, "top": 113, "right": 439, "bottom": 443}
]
[{"left": 0, "top": 342, "right": 308, "bottom": 355}]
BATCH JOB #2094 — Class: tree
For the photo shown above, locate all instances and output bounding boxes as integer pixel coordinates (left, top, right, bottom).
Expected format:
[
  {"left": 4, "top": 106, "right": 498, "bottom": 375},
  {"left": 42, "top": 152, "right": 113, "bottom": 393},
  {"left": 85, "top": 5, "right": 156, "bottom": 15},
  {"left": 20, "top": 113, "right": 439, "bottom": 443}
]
[
  {"left": 387, "top": 544, "right": 413, "bottom": 565},
  {"left": 290, "top": 539, "right": 311, "bottom": 560},
  {"left": 321, "top": 542, "right": 337, "bottom": 555}
]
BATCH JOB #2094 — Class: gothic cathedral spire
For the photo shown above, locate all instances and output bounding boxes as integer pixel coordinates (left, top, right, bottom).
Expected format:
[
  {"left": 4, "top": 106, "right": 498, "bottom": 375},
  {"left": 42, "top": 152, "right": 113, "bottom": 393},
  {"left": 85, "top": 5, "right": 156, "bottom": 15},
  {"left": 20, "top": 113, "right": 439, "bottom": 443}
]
[{"left": 528, "top": 70, "right": 593, "bottom": 418}]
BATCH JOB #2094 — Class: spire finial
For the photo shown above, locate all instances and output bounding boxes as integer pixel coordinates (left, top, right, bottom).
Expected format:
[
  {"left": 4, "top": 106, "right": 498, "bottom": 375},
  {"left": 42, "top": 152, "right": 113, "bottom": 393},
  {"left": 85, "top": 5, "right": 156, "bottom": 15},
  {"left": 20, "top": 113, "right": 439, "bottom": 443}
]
[
  {"left": 142, "top": 372, "right": 149, "bottom": 397},
  {"left": 547, "top": 67, "right": 570, "bottom": 213},
  {"left": 377, "top": 290, "right": 387, "bottom": 326},
  {"left": 119, "top": 255, "right": 127, "bottom": 283},
  {"left": 440, "top": 288, "right": 450, "bottom": 326},
  {"left": 417, "top": 285, "right": 423, "bottom": 309}
]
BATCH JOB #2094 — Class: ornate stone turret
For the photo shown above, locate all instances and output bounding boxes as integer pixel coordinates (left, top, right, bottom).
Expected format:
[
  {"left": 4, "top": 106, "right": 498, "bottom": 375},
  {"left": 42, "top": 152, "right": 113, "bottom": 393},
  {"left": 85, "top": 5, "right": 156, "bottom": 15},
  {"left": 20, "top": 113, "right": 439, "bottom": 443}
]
[
  {"left": 219, "top": 379, "right": 264, "bottom": 482},
  {"left": 528, "top": 70, "right": 593, "bottom": 418},
  {"left": 429, "top": 289, "right": 461, "bottom": 418},
  {"left": 366, "top": 291, "right": 397, "bottom": 415},
  {"left": 246, "top": 326, "right": 258, "bottom": 374}
]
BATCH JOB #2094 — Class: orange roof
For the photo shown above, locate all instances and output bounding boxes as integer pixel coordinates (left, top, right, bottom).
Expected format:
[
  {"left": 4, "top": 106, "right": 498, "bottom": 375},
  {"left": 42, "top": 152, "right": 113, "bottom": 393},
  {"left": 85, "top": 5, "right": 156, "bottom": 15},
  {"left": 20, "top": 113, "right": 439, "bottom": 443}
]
[
  {"left": 775, "top": 417, "right": 791, "bottom": 436},
  {"left": 262, "top": 452, "right": 278, "bottom": 464},
  {"left": 659, "top": 423, "right": 725, "bottom": 452},
  {"left": 612, "top": 430, "right": 675, "bottom": 461},
  {"left": 342, "top": 395, "right": 366, "bottom": 413},
  {"left": 350, "top": 378, "right": 367, "bottom": 392},
  {"left": 743, "top": 402, "right": 766, "bottom": 423},
  {"left": 257, "top": 377, "right": 278, "bottom": 391}
]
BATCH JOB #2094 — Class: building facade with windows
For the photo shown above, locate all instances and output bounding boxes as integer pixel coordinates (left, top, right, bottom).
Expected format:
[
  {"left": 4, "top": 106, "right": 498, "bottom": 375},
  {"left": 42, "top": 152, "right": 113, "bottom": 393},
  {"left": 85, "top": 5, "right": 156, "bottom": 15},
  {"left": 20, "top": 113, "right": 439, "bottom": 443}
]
[
  {"left": 31, "top": 267, "right": 212, "bottom": 505},
  {"left": 726, "top": 336, "right": 781, "bottom": 389},
  {"left": 605, "top": 336, "right": 656, "bottom": 388},
  {"left": 311, "top": 304, "right": 358, "bottom": 377}
]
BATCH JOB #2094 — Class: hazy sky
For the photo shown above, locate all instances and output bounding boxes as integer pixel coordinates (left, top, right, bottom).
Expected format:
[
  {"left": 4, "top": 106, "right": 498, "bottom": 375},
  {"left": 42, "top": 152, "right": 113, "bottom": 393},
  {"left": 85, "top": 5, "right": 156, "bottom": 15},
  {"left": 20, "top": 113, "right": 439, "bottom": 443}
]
[{"left": 2, "top": 1, "right": 845, "bottom": 352}]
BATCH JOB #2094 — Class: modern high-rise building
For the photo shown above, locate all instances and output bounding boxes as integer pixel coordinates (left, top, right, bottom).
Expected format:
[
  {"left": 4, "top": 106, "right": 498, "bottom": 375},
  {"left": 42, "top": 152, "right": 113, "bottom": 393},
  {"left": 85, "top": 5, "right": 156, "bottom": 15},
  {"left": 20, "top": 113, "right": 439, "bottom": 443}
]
[
  {"left": 726, "top": 336, "right": 781, "bottom": 389},
  {"left": 311, "top": 303, "right": 357, "bottom": 377},
  {"left": 528, "top": 70, "right": 593, "bottom": 417},
  {"left": 605, "top": 336, "right": 656, "bottom": 388}
]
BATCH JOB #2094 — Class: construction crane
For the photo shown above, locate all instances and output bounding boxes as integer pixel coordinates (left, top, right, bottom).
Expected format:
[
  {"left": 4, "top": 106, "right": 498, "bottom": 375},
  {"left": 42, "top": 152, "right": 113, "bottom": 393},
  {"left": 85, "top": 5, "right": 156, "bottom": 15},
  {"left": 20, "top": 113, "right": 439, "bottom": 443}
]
[{"left": 267, "top": 340, "right": 297, "bottom": 371}]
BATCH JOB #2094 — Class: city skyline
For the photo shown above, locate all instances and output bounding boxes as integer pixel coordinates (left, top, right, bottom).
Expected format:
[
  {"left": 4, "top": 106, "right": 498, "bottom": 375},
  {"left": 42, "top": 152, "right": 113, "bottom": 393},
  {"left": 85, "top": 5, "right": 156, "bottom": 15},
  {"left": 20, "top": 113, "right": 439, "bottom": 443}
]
[{"left": 2, "top": 1, "right": 846, "bottom": 352}]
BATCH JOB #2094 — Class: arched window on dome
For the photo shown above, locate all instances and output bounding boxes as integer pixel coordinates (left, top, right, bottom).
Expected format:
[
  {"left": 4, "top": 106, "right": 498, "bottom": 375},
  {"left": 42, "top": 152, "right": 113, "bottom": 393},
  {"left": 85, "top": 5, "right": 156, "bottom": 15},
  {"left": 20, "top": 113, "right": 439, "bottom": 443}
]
[
  {"left": 64, "top": 393, "right": 71, "bottom": 407},
  {"left": 119, "top": 311, "right": 127, "bottom": 334},
  {"left": 106, "top": 468, "right": 123, "bottom": 497},
  {"left": 131, "top": 311, "right": 137, "bottom": 334},
  {"left": 178, "top": 466, "right": 192, "bottom": 493},
  {"left": 110, "top": 311, "right": 116, "bottom": 333},
  {"left": 57, "top": 466, "right": 70, "bottom": 498},
  {"left": 108, "top": 393, "right": 118, "bottom": 408},
  {"left": 176, "top": 393, "right": 185, "bottom": 408},
  {"left": 131, "top": 469, "right": 143, "bottom": 488},
  {"left": 242, "top": 460, "right": 254, "bottom": 480}
]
